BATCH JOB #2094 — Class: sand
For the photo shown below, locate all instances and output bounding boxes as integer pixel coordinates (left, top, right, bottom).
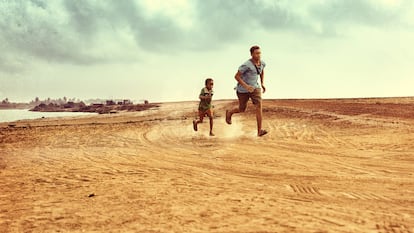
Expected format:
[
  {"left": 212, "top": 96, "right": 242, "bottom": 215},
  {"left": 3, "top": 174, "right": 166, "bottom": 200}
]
[{"left": 1, "top": 98, "right": 413, "bottom": 232}]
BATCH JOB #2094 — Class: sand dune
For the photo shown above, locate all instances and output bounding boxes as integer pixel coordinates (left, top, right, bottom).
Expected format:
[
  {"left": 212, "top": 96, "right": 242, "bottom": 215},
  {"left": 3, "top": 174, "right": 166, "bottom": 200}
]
[{"left": 1, "top": 98, "right": 413, "bottom": 232}]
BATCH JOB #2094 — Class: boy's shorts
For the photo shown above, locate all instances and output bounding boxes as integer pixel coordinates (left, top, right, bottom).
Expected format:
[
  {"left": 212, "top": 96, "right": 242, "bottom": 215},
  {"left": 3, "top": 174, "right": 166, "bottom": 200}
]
[
  {"left": 198, "top": 107, "right": 213, "bottom": 118},
  {"left": 237, "top": 88, "right": 262, "bottom": 112},
  {"left": 198, "top": 104, "right": 213, "bottom": 112}
]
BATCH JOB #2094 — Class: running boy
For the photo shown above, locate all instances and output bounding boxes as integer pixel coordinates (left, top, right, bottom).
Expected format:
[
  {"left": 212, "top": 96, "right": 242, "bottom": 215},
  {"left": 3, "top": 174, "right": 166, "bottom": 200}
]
[{"left": 193, "top": 78, "right": 215, "bottom": 136}]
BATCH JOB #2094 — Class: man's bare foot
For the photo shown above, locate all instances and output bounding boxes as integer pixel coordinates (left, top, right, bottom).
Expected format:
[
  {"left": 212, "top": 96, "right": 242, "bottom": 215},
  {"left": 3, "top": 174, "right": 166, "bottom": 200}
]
[
  {"left": 258, "top": 129, "right": 268, "bottom": 137},
  {"left": 193, "top": 120, "right": 198, "bottom": 131},
  {"left": 225, "top": 110, "right": 232, "bottom": 125},
  {"left": 209, "top": 132, "right": 215, "bottom": 136}
]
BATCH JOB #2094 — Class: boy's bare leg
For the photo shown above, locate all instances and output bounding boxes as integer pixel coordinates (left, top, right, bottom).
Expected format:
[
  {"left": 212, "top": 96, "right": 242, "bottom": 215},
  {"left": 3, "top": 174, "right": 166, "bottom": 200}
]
[
  {"left": 197, "top": 111, "right": 205, "bottom": 124},
  {"left": 209, "top": 117, "right": 214, "bottom": 136},
  {"left": 193, "top": 112, "right": 204, "bottom": 132},
  {"left": 207, "top": 109, "right": 214, "bottom": 136}
]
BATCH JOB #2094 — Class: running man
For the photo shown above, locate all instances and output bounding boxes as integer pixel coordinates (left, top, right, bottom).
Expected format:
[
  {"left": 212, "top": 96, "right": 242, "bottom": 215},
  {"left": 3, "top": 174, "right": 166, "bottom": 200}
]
[
  {"left": 225, "top": 45, "right": 268, "bottom": 137},
  {"left": 193, "top": 78, "right": 215, "bottom": 136}
]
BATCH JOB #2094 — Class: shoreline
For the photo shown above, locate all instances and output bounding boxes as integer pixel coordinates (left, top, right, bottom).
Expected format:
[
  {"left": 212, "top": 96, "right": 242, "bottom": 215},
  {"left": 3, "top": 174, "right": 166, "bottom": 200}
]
[{"left": 1, "top": 97, "right": 413, "bottom": 128}]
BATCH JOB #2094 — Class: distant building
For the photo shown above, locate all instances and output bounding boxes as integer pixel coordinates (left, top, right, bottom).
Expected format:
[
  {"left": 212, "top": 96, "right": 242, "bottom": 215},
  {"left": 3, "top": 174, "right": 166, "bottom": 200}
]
[
  {"left": 64, "top": 101, "right": 75, "bottom": 108},
  {"left": 123, "top": 99, "right": 132, "bottom": 105},
  {"left": 106, "top": 100, "right": 116, "bottom": 106}
]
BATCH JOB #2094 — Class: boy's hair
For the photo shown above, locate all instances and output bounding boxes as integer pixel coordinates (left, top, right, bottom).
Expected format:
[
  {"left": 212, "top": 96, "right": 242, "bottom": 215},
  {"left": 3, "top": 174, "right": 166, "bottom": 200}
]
[
  {"left": 250, "top": 45, "right": 260, "bottom": 54},
  {"left": 205, "top": 78, "right": 213, "bottom": 86}
]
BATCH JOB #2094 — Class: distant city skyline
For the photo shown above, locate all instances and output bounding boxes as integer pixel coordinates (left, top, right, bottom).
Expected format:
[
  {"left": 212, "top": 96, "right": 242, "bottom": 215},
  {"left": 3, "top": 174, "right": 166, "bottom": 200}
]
[{"left": 1, "top": 0, "right": 413, "bottom": 103}]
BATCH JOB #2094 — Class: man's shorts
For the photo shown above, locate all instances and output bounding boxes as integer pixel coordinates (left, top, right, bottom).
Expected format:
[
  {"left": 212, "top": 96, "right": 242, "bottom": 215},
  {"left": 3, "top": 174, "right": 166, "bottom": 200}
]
[{"left": 237, "top": 88, "right": 262, "bottom": 112}]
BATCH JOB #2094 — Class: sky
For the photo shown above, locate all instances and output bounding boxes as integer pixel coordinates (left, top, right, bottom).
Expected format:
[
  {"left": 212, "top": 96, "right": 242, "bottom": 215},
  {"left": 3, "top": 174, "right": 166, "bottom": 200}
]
[{"left": 0, "top": 0, "right": 413, "bottom": 103}]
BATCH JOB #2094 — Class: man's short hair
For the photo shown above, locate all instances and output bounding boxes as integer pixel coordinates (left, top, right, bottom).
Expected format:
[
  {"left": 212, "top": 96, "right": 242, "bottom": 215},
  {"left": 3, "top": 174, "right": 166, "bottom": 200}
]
[
  {"left": 250, "top": 45, "right": 260, "bottom": 54},
  {"left": 205, "top": 78, "right": 213, "bottom": 86}
]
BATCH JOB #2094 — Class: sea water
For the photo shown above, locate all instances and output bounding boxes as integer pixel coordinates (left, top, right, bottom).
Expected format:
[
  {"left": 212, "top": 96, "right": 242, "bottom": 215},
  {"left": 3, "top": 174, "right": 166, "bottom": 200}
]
[{"left": 0, "top": 109, "right": 96, "bottom": 123}]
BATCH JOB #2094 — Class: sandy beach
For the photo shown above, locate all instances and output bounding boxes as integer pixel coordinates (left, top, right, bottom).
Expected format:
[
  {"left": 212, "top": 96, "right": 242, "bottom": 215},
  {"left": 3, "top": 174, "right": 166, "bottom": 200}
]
[{"left": 1, "top": 98, "right": 413, "bottom": 232}]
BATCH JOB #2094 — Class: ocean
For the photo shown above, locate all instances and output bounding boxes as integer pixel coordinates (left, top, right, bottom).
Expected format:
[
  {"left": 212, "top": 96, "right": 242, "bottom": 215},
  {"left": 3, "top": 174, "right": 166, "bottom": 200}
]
[{"left": 0, "top": 109, "right": 96, "bottom": 123}]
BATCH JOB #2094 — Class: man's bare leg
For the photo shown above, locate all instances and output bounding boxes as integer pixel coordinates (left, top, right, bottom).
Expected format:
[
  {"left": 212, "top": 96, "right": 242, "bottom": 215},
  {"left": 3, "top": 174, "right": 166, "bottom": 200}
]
[
  {"left": 228, "top": 108, "right": 240, "bottom": 116},
  {"left": 226, "top": 108, "right": 242, "bottom": 124},
  {"left": 256, "top": 104, "right": 262, "bottom": 135},
  {"left": 256, "top": 103, "right": 267, "bottom": 136}
]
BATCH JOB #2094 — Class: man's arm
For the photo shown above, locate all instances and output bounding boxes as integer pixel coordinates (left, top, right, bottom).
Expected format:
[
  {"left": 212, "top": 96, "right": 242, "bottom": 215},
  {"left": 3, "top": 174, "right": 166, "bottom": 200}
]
[
  {"left": 260, "top": 69, "right": 266, "bottom": 93},
  {"left": 235, "top": 71, "right": 254, "bottom": 92}
]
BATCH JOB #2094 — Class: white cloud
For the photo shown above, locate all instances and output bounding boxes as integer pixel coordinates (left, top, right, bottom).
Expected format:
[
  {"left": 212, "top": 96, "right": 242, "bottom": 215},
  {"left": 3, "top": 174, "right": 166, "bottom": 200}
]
[
  {"left": 1, "top": 0, "right": 411, "bottom": 69},
  {"left": 0, "top": 0, "right": 413, "bottom": 101},
  {"left": 141, "top": 0, "right": 194, "bottom": 29}
]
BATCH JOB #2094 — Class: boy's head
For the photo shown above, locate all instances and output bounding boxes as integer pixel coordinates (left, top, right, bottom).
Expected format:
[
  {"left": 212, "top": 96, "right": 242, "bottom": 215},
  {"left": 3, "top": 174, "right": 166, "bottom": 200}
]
[{"left": 205, "top": 78, "right": 214, "bottom": 90}]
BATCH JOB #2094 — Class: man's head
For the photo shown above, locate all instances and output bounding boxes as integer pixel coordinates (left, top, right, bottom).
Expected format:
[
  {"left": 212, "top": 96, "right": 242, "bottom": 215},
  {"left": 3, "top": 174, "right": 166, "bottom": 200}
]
[
  {"left": 205, "top": 78, "right": 214, "bottom": 90},
  {"left": 250, "top": 45, "right": 261, "bottom": 61}
]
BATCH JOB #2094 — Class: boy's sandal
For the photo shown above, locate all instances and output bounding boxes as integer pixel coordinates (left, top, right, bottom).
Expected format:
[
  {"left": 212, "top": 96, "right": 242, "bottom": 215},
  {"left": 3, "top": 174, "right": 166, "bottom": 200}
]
[
  {"left": 258, "top": 129, "right": 268, "bottom": 137},
  {"left": 225, "top": 110, "right": 232, "bottom": 125}
]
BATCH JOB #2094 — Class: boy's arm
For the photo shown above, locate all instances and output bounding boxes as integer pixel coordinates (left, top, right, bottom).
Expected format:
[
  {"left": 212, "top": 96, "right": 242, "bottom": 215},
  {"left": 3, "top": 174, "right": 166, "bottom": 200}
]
[
  {"left": 235, "top": 71, "right": 254, "bottom": 93},
  {"left": 199, "top": 95, "right": 211, "bottom": 100},
  {"left": 260, "top": 69, "right": 266, "bottom": 93},
  {"left": 199, "top": 89, "right": 212, "bottom": 100}
]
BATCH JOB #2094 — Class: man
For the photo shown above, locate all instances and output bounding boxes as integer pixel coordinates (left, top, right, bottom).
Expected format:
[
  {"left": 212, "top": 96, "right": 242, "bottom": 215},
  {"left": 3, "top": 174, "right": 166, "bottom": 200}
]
[{"left": 225, "top": 45, "right": 268, "bottom": 137}]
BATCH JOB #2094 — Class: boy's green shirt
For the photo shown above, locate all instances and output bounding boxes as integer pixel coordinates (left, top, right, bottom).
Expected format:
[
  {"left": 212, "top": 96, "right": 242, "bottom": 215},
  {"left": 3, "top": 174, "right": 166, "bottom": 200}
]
[{"left": 199, "top": 87, "right": 214, "bottom": 111}]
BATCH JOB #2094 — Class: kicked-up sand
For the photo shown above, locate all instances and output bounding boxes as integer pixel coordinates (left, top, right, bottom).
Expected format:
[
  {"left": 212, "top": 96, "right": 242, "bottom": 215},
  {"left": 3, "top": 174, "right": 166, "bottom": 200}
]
[{"left": 1, "top": 98, "right": 413, "bottom": 232}]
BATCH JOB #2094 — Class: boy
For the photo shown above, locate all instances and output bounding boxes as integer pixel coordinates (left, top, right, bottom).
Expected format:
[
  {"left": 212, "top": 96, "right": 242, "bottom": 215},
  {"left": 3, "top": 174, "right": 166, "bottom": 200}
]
[{"left": 193, "top": 78, "right": 215, "bottom": 136}]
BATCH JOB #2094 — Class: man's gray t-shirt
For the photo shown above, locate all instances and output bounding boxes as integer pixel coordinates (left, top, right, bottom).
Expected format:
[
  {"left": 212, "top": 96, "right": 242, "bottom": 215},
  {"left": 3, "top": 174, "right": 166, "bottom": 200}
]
[{"left": 236, "top": 59, "right": 266, "bottom": 93}]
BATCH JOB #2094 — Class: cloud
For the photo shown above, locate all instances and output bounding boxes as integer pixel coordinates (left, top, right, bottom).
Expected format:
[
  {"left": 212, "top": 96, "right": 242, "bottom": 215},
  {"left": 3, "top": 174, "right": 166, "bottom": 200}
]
[
  {"left": 1, "top": 1, "right": 105, "bottom": 67},
  {"left": 0, "top": 0, "right": 412, "bottom": 72},
  {"left": 308, "top": 0, "right": 412, "bottom": 34},
  {"left": 191, "top": 0, "right": 303, "bottom": 43}
]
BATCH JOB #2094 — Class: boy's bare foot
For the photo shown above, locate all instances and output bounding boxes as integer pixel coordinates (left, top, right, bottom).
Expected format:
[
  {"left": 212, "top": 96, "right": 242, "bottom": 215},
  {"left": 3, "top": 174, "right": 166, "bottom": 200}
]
[
  {"left": 209, "top": 132, "right": 215, "bottom": 136},
  {"left": 225, "top": 110, "right": 232, "bottom": 125},
  {"left": 193, "top": 120, "right": 198, "bottom": 131},
  {"left": 258, "top": 129, "right": 268, "bottom": 137}
]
